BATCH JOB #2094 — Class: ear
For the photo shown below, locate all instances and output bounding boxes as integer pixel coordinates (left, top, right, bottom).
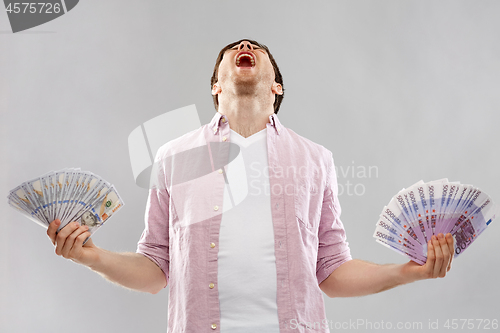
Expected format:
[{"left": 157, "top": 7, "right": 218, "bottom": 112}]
[
  {"left": 212, "top": 83, "right": 222, "bottom": 96},
  {"left": 272, "top": 81, "right": 283, "bottom": 95}
]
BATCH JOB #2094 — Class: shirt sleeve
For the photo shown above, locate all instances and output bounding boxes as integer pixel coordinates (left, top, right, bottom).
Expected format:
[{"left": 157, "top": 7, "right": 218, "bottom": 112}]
[
  {"left": 136, "top": 156, "right": 170, "bottom": 287},
  {"left": 316, "top": 151, "right": 352, "bottom": 285}
]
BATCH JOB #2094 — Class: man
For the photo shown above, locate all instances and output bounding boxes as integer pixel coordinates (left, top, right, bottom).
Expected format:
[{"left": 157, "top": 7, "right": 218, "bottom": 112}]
[{"left": 47, "top": 39, "right": 454, "bottom": 332}]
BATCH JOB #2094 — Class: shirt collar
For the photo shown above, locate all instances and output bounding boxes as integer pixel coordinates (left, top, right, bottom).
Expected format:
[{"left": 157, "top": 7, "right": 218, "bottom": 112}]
[{"left": 209, "top": 111, "right": 282, "bottom": 135}]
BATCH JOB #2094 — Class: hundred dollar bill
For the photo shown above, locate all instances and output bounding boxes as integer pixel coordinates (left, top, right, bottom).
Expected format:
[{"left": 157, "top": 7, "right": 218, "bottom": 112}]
[
  {"left": 8, "top": 168, "right": 124, "bottom": 240},
  {"left": 76, "top": 186, "right": 123, "bottom": 229},
  {"left": 60, "top": 176, "right": 109, "bottom": 231},
  {"left": 8, "top": 193, "right": 47, "bottom": 228},
  {"left": 54, "top": 170, "right": 66, "bottom": 221},
  {"left": 75, "top": 186, "right": 124, "bottom": 244}
]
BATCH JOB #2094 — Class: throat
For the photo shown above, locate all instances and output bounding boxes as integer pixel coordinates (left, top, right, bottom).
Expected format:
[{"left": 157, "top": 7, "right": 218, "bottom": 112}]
[{"left": 237, "top": 57, "right": 253, "bottom": 67}]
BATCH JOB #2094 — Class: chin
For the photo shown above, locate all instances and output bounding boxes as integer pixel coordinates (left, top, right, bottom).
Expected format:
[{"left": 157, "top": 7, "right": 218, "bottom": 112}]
[{"left": 233, "top": 83, "right": 259, "bottom": 96}]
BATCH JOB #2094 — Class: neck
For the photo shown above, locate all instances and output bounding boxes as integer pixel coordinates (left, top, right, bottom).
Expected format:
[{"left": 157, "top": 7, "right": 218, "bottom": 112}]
[{"left": 218, "top": 95, "right": 274, "bottom": 138}]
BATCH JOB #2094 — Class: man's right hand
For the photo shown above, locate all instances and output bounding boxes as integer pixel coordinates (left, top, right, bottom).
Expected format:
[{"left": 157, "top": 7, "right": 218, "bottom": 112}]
[
  {"left": 47, "top": 219, "right": 98, "bottom": 267},
  {"left": 47, "top": 219, "right": 166, "bottom": 294}
]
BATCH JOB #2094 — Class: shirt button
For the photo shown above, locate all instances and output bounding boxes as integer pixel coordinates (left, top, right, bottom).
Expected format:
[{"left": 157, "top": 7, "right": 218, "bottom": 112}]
[
  {"left": 214, "top": 205, "right": 219, "bottom": 211},
  {"left": 209, "top": 283, "right": 215, "bottom": 289},
  {"left": 222, "top": 136, "right": 227, "bottom": 141},
  {"left": 210, "top": 242, "right": 216, "bottom": 248},
  {"left": 218, "top": 169, "right": 223, "bottom": 174},
  {"left": 211, "top": 324, "right": 217, "bottom": 330},
  {"left": 221, "top": 118, "right": 226, "bottom": 123}
]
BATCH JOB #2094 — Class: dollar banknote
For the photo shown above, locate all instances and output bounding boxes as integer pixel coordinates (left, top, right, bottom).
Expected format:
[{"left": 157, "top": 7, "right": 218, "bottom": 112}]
[{"left": 7, "top": 168, "right": 125, "bottom": 239}]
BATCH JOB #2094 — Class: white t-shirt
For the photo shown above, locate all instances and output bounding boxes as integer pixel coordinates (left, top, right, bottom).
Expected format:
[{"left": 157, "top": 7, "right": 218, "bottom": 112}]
[{"left": 218, "top": 128, "right": 280, "bottom": 333}]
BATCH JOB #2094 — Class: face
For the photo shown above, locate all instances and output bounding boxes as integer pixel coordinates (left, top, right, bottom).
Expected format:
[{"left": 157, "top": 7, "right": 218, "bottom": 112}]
[
  {"left": 81, "top": 211, "right": 97, "bottom": 226},
  {"left": 212, "top": 40, "right": 282, "bottom": 97}
]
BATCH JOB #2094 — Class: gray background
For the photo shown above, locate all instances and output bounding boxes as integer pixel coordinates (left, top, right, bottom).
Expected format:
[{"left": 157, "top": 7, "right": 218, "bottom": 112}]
[{"left": 1, "top": 1, "right": 499, "bottom": 332}]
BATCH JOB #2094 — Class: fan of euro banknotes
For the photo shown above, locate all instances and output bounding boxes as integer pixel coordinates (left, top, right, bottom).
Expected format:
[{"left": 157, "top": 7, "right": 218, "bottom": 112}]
[
  {"left": 374, "top": 179, "right": 498, "bottom": 265},
  {"left": 7, "top": 168, "right": 124, "bottom": 239}
]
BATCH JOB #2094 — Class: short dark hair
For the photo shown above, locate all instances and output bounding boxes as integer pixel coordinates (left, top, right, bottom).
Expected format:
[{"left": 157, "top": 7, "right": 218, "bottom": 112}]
[{"left": 210, "top": 39, "right": 285, "bottom": 114}]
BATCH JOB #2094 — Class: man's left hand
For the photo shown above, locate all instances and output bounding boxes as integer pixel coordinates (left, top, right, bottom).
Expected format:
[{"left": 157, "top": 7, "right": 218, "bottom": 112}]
[{"left": 402, "top": 233, "right": 454, "bottom": 281}]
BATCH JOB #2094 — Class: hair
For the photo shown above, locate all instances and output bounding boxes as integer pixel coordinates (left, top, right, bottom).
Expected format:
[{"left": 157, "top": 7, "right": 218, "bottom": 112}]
[{"left": 210, "top": 39, "right": 285, "bottom": 114}]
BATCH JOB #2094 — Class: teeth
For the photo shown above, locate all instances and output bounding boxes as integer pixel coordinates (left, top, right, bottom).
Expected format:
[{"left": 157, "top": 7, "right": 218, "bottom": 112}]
[{"left": 236, "top": 54, "right": 255, "bottom": 66}]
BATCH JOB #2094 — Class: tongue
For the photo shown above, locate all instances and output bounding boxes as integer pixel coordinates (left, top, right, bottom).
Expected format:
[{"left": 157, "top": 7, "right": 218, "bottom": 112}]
[{"left": 238, "top": 57, "right": 253, "bottom": 67}]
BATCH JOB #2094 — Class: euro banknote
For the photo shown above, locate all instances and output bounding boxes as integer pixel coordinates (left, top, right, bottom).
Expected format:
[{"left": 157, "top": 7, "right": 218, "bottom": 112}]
[{"left": 374, "top": 179, "right": 498, "bottom": 264}]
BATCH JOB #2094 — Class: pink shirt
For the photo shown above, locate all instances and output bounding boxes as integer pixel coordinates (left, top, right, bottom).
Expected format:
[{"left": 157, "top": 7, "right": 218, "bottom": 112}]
[{"left": 137, "top": 111, "right": 352, "bottom": 332}]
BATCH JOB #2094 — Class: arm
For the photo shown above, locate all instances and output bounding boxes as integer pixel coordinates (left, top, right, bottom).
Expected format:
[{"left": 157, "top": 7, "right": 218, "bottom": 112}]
[
  {"left": 47, "top": 219, "right": 167, "bottom": 294},
  {"left": 319, "top": 233, "right": 454, "bottom": 298}
]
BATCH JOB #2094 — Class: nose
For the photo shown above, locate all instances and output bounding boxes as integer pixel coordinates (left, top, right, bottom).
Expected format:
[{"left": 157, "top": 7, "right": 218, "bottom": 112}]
[{"left": 238, "top": 41, "right": 253, "bottom": 51}]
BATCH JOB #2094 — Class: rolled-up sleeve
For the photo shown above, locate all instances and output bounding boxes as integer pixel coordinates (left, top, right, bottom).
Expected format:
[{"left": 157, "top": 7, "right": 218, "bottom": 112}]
[
  {"left": 316, "top": 152, "right": 352, "bottom": 285},
  {"left": 136, "top": 154, "right": 170, "bottom": 287}
]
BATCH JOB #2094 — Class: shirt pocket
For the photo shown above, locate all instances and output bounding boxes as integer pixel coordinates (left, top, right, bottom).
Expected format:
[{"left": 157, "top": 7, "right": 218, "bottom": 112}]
[{"left": 294, "top": 179, "right": 322, "bottom": 229}]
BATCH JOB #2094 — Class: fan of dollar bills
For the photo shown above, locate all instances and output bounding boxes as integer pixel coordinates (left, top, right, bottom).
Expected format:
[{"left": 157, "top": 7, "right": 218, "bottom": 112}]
[
  {"left": 374, "top": 179, "right": 498, "bottom": 264},
  {"left": 7, "top": 168, "right": 124, "bottom": 238}
]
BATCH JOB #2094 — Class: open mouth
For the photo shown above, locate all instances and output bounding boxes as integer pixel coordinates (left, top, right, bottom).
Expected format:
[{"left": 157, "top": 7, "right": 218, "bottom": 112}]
[{"left": 235, "top": 52, "right": 255, "bottom": 68}]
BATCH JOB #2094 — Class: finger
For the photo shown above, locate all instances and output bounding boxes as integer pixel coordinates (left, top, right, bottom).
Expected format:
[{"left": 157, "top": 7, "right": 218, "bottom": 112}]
[
  {"left": 73, "top": 231, "right": 92, "bottom": 253},
  {"left": 426, "top": 239, "right": 435, "bottom": 278},
  {"left": 61, "top": 225, "right": 89, "bottom": 259},
  {"left": 47, "top": 219, "right": 61, "bottom": 245},
  {"left": 446, "top": 233, "right": 454, "bottom": 272},
  {"left": 438, "top": 233, "right": 451, "bottom": 277},
  {"left": 55, "top": 222, "right": 81, "bottom": 256},
  {"left": 432, "top": 235, "right": 443, "bottom": 278}
]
